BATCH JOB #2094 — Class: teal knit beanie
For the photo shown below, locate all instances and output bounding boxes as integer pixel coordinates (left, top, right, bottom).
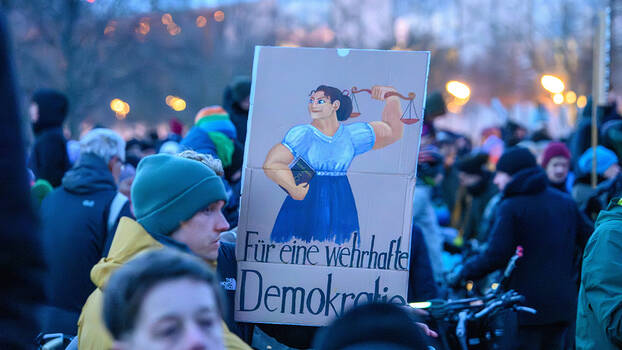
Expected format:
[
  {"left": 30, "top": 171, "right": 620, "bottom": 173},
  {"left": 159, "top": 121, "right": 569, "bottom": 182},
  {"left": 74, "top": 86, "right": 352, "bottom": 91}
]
[{"left": 131, "top": 154, "right": 227, "bottom": 237}]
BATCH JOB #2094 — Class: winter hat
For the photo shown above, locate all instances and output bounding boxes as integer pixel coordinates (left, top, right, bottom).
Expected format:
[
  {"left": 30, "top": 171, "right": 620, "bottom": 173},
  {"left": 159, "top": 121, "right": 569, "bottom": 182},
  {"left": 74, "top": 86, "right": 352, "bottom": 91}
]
[
  {"left": 541, "top": 142, "right": 571, "bottom": 169},
  {"left": 31, "top": 89, "right": 69, "bottom": 133},
  {"left": 131, "top": 154, "right": 227, "bottom": 237},
  {"left": 578, "top": 146, "right": 619, "bottom": 176},
  {"left": 229, "top": 76, "right": 251, "bottom": 103},
  {"left": 496, "top": 147, "right": 537, "bottom": 176},
  {"left": 194, "top": 106, "right": 237, "bottom": 167},
  {"left": 169, "top": 117, "right": 183, "bottom": 136},
  {"left": 31, "top": 179, "right": 53, "bottom": 210},
  {"left": 457, "top": 152, "right": 489, "bottom": 175}
]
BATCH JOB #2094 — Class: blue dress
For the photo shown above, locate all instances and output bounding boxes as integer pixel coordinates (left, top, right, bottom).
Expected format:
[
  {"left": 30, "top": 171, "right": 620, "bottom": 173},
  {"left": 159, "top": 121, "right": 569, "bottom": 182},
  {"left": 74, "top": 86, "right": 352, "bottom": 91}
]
[{"left": 270, "top": 122, "right": 376, "bottom": 244}]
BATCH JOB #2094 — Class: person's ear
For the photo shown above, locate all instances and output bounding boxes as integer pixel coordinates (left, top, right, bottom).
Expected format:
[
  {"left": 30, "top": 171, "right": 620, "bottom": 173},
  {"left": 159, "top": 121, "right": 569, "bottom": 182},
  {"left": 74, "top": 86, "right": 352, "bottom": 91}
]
[
  {"left": 108, "top": 156, "right": 118, "bottom": 172},
  {"left": 332, "top": 100, "right": 340, "bottom": 111}
]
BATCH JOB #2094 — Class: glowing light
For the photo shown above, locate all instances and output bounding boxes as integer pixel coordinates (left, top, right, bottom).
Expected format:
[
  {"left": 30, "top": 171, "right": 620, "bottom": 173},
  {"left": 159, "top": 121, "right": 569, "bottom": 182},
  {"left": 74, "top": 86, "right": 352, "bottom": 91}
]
[
  {"left": 577, "top": 95, "right": 587, "bottom": 108},
  {"left": 553, "top": 93, "right": 564, "bottom": 105},
  {"left": 214, "top": 10, "right": 225, "bottom": 22},
  {"left": 162, "top": 13, "right": 173, "bottom": 25},
  {"left": 171, "top": 98, "right": 186, "bottom": 111},
  {"left": 196, "top": 16, "right": 207, "bottom": 27},
  {"left": 168, "top": 25, "right": 181, "bottom": 35},
  {"left": 565, "top": 91, "right": 577, "bottom": 104},
  {"left": 137, "top": 18, "right": 150, "bottom": 35},
  {"left": 446, "top": 80, "right": 471, "bottom": 99},
  {"left": 491, "top": 283, "right": 499, "bottom": 290},
  {"left": 86, "top": 0, "right": 96, "bottom": 3},
  {"left": 104, "top": 21, "right": 117, "bottom": 35},
  {"left": 409, "top": 301, "right": 431, "bottom": 309},
  {"left": 541, "top": 75, "right": 565, "bottom": 94},
  {"left": 110, "top": 99, "right": 125, "bottom": 113},
  {"left": 110, "top": 99, "right": 130, "bottom": 119},
  {"left": 166, "top": 96, "right": 186, "bottom": 111}
]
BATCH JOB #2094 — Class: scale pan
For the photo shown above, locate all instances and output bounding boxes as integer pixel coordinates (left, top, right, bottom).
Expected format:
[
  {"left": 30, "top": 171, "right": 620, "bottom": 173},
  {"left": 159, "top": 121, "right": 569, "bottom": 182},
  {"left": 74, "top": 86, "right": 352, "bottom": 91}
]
[{"left": 401, "top": 118, "right": 420, "bottom": 125}]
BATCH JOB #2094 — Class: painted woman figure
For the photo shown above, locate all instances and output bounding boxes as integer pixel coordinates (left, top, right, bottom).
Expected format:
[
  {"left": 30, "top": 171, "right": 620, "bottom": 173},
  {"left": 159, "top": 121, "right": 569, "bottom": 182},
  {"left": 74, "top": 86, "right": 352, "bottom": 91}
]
[{"left": 263, "top": 85, "right": 404, "bottom": 244}]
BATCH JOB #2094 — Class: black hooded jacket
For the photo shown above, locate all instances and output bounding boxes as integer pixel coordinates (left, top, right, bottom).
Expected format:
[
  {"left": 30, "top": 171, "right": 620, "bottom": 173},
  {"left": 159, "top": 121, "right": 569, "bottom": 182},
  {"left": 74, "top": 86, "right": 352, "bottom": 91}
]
[
  {"left": 29, "top": 89, "right": 71, "bottom": 187},
  {"left": 461, "top": 167, "right": 593, "bottom": 325},
  {"left": 39, "top": 153, "right": 132, "bottom": 333}
]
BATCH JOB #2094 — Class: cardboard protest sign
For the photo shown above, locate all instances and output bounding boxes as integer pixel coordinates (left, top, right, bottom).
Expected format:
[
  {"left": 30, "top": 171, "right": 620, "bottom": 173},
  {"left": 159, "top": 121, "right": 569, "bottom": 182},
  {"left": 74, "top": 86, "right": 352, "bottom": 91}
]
[{"left": 235, "top": 46, "right": 429, "bottom": 326}]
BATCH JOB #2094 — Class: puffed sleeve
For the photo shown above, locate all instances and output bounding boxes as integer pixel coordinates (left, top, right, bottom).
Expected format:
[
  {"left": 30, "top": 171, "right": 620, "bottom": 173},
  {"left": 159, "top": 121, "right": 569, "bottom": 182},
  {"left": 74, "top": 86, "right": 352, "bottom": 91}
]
[
  {"left": 281, "top": 125, "right": 309, "bottom": 158},
  {"left": 347, "top": 122, "right": 376, "bottom": 155}
]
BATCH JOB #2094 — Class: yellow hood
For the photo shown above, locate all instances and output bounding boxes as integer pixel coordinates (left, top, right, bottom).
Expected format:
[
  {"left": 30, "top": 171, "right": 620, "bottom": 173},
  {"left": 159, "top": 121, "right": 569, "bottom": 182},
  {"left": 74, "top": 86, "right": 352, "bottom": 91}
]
[{"left": 90, "top": 217, "right": 163, "bottom": 289}]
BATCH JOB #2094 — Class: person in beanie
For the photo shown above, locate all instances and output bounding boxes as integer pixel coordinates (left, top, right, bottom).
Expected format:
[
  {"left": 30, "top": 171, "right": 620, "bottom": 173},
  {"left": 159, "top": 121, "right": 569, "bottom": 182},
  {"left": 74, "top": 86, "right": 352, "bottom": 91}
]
[
  {"left": 223, "top": 76, "right": 251, "bottom": 145},
  {"left": 76, "top": 151, "right": 251, "bottom": 350},
  {"left": 573, "top": 146, "right": 621, "bottom": 219},
  {"left": 180, "top": 106, "right": 238, "bottom": 170},
  {"left": 455, "top": 152, "right": 498, "bottom": 242},
  {"left": 28, "top": 88, "right": 71, "bottom": 187},
  {"left": 576, "top": 198, "right": 622, "bottom": 349},
  {"left": 541, "top": 141, "right": 572, "bottom": 193},
  {"left": 448, "top": 147, "right": 593, "bottom": 350}
]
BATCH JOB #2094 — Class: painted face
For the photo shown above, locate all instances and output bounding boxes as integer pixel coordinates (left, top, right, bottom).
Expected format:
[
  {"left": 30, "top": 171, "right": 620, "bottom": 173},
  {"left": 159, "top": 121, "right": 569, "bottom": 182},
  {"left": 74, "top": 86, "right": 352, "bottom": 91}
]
[
  {"left": 308, "top": 91, "right": 339, "bottom": 121},
  {"left": 171, "top": 201, "right": 230, "bottom": 262},
  {"left": 493, "top": 171, "right": 512, "bottom": 192},
  {"left": 545, "top": 156, "right": 569, "bottom": 184},
  {"left": 114, "top": 278, "right": 223, "bottom": 350}
]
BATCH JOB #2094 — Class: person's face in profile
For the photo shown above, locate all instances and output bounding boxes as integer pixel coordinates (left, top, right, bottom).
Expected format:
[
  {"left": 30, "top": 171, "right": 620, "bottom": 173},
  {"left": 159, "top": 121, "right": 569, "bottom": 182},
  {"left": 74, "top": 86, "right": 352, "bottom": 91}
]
[
  {"left": 172, "top": 200, "right": 230, "bottom": 262},
  {"left": 113, "top": 278, "right": 224, "bottom": 350},
  {"left": 308, "top": 91, "right": 339, "bottom": 121}
]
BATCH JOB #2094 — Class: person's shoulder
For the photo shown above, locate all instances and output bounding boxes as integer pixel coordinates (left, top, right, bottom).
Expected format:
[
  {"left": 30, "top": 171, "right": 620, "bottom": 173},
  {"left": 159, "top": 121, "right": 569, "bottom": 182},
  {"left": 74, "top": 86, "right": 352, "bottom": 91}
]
[
  {"left": 343, "top": 121, "right": 372, "bottom": 133},
  {"left": 283, "top": 124, "right": 312, "bottom": 141}
]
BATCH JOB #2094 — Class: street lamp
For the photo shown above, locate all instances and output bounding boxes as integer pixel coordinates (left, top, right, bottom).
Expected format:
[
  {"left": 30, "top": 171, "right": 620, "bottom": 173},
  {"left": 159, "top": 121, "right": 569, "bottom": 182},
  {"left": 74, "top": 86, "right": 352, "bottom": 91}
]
[
  {"left": 110, "top": 98, "right": 129, "bottom": 119},
  {"left": 553, "top": 93, "right": 564, "bottom": 105},
  {"left": 446, "top": 80, "right": 471, "bottom": 100},
  {"left": 541, "top": 75, "right": 565, "bottom": 94}
]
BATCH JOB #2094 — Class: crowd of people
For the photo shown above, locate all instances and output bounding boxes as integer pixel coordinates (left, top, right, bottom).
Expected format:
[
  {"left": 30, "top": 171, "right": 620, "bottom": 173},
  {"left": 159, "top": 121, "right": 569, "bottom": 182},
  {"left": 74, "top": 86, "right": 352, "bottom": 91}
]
[{"left": 2, "top": 10, "right": 622, "bottom": 350}]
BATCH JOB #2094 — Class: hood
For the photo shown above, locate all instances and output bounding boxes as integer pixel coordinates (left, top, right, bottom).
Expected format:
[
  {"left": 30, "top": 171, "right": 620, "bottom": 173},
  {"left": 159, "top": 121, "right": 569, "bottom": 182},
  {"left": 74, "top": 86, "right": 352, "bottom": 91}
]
[
  {"left": 32, "top": 89, "right": 68, "bottom": 134},
  {"left": 594, "top": 198, "right": 622, "bottom": 228},
  {"left": 62, "top": 153, "right": 116, "bottom": 194},
  {"left": 503, "top": 166, "right": 547, "bottom": 198},
  {"left": 90, "top": 217, "right": 164, "bottom": 289}
]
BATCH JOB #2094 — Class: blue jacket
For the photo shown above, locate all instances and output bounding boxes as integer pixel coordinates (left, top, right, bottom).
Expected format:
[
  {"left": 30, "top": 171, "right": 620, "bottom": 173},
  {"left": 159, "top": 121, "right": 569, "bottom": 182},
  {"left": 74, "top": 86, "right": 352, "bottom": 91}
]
[
  {"left": 461, "top": 167, "right": 592, "bottom": 325},
  {"left": 40, "top": 153, "right": 132, "bottom": 333}
]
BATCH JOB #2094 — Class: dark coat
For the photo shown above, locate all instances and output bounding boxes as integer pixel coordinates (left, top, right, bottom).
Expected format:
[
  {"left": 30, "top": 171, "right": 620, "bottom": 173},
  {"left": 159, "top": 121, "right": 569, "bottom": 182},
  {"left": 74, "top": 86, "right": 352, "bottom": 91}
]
[
  {"left": 0, "top": 11, "right": 46, "bottom": 348},
  {"left": 223, "top": 85, "right": 249, "bottom": 145},
  {"left": 29, "top": 126, "right": 70, "bottom": 187},
  {"left": 408, "top": 225, "right": 440, "bottom": 301},
  {"left": 462, "top": 173, "right": 498, "bottom": 241},
  {"left": 39, "top": 153, "right": 131, "bottom": 333},
  {"left": 218, "top": 241, "right": 254, "bottom": 344},
  {"left": 461, "top": 167, "right": 592, "bottom": 326},
  {"left": 576, "top": 199, "right": 622, "bottom": 349}
]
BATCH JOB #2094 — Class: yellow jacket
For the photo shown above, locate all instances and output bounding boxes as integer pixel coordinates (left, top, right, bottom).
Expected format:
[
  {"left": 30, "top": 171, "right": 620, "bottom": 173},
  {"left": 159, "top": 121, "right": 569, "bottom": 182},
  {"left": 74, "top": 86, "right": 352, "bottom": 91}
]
[{"left": 76, "top": 217, "right": 251, "bottom": 350}]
